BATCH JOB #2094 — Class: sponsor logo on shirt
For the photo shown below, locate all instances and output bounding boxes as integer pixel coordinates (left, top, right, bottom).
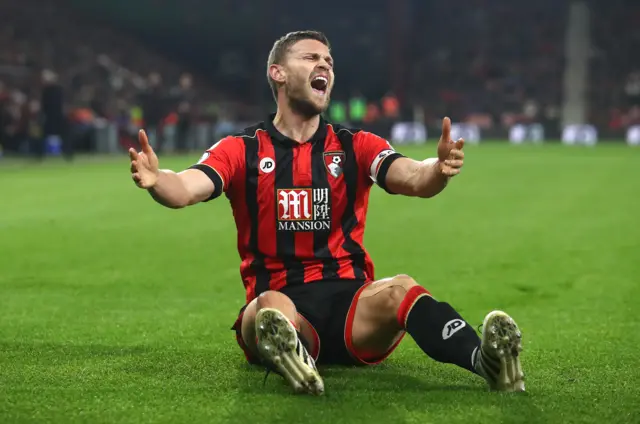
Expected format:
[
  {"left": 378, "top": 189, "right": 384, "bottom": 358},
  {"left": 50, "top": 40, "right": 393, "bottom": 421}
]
[{"left": 277, "top": 188, "right": 331, "bottom": 232}]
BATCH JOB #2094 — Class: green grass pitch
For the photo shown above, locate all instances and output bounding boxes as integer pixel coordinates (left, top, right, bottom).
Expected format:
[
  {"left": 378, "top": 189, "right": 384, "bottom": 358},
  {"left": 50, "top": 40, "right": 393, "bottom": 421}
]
[{"left": 1, "top": 142, "right": 639, "bottom": 424}]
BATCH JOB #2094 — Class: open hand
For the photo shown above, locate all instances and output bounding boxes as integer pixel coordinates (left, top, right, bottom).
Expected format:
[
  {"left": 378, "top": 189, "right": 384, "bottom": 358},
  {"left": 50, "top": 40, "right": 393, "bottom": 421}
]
[
  {"left": 436, "top": 117, "right": 464, "bottom": 177},
  {"left": 129, "top": 130, "right": 159, "bottom": 188}
]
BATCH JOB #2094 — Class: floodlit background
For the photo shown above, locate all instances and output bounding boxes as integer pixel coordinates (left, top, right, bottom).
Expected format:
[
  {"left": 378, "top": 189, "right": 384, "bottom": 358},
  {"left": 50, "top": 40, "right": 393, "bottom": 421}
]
[
  {"left": 1, "top": 0, "right": 639, "bottom": 154},
  {"left": 1, "top": 1, "right": 639, "bottom": 423}
]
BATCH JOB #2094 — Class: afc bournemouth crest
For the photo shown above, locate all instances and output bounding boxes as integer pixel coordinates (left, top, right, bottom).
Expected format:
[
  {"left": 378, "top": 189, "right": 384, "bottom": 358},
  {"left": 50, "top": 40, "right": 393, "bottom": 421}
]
[{"left": 323, "top": 151, "right": 345, "bottom": 178}]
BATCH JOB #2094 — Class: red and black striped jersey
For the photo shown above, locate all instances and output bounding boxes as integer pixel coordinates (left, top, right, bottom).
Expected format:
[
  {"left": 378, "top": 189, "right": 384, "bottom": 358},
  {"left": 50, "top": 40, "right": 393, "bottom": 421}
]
[{"left": 189, "top": 114, "right": 405, "bottom": 303}]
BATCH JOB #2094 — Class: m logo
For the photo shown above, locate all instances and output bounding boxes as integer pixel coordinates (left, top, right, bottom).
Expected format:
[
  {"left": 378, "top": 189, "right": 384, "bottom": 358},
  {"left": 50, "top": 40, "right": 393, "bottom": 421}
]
[
  {"left": 278, "top": 189, "right": 312, "bottom": 220},
  {"left": 442, "top": 319, "right": 466, "bottom": 340},
  {"left": 323, "top": 151, "right": 345, "bottom": 178},
  {"left": 260, "top": 157, "right": 275, "bottom": 173},
  {"left": 277, "top": 188, "right": 331, "bottom": 232}
]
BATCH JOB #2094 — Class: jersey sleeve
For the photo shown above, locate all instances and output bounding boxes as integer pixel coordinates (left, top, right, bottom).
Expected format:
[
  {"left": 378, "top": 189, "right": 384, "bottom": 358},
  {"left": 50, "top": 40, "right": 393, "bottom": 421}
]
[
  {"left": 188, "top": 136, "right": 244, "bottom": 201},
  {"left": 353, "top": 131, "right": 405, "bottom": 193}
]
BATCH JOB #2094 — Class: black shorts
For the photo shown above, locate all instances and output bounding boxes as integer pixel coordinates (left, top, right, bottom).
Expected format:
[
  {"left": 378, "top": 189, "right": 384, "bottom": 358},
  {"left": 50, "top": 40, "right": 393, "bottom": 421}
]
[{"left": 232, "top": 279, "right": 399, "bottom": 366}]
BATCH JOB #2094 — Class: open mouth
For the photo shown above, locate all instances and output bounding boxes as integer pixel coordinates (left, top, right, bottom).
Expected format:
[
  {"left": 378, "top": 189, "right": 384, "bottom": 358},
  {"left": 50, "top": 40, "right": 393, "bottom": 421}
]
[{"left": 310, "top": 75, "right": 328, "bottom": 95}]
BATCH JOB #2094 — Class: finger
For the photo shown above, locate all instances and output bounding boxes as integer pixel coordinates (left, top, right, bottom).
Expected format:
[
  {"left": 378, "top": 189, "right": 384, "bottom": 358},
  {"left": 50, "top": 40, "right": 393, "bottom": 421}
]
[
  {"left": 454, "top": 138, "right": 464, "bottom": 150},
  {"left": 441, "top": 117, "right": 451, "bottom": 141},
  {"left": 138, "top": 129, "right": 153, "bottom": 155},
  {"left": 128, "top": 148, "right": 139, "bottom": 161},
  {"left": 444, "top": 160, "right": 464, "bottom": 168},
  {"left": 132, "top": 173, "right": 142, "bottom": 185},
  {"left": 441, "top": 167, "right": 461, "bottom": 177},
  {"left": 130, "top": 161, "right": 137, "bottom": 173},
  {"left": 448, "top": 149, "right": 465, "bottom": 159}
]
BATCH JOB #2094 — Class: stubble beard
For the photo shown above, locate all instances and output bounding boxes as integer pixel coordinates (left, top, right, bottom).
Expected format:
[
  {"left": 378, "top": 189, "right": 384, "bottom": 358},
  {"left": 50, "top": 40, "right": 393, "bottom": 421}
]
[{"left": 285, "top": 81, "right": 329, "bottom": 119}]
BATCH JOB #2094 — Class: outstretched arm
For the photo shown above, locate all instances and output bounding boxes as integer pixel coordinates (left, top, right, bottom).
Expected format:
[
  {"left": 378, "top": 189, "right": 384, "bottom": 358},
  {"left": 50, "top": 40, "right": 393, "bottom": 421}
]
[
  {"left": 384, "top": 117, "right": 464, "bottom": 198},
  {"left": 129, "top": 130, "right": 217, "bottom": 209},
  {"left": 146, "top": 169, "right": 214, "bottom": 209}
]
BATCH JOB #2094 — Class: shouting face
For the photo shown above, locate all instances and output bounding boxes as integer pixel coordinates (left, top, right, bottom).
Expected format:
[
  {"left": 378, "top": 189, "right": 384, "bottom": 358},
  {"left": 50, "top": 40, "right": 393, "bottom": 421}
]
[{"left": 270, "top": 38, "right": 334, "bottom": 118}]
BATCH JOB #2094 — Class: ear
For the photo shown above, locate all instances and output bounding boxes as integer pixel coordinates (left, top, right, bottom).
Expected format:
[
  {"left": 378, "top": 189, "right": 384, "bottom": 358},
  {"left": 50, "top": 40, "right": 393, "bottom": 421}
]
[{"left": 268, "top": 64, "right": 286, "bottom": 85}]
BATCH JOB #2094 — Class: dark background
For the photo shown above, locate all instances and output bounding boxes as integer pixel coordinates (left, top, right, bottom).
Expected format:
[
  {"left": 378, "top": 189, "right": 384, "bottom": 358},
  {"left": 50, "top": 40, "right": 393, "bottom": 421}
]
[{"left": 1, "top": 0, "right": 639, "bottom": 156}]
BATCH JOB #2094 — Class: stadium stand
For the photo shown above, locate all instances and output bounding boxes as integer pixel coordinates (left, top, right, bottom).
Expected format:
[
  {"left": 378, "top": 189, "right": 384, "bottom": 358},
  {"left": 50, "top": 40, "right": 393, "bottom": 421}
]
[
  {"left": 1, "top": 0, "right": 636, "bottom": 156},
  {"left": 588, "top": 0, "right": 640, "bottom": 136},
  {"left": 407, "top": 0, "right": 567, "bottom": 135}
]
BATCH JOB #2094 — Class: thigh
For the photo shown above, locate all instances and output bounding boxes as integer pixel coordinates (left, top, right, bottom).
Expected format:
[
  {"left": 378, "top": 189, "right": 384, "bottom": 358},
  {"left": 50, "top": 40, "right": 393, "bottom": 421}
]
[{"left": 348, "top": 275, "right": 419, "bottom": 364}]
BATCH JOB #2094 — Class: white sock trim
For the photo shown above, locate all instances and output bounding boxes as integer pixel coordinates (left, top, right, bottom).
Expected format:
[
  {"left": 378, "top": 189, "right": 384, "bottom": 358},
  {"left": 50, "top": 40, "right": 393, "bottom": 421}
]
[{"left": 471, "top": 346, "right": 479, "bottom": 369}]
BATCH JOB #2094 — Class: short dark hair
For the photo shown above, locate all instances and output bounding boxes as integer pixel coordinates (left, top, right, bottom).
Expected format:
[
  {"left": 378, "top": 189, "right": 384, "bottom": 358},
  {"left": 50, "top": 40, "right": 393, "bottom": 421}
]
[{"left": 266, "top": 30, "right": 331, "bottom": 102}]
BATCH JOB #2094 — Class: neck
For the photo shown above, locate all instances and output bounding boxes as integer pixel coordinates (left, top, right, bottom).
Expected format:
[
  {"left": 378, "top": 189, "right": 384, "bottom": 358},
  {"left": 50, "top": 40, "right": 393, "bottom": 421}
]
[{"left": 272, "top": 100, "right": 320, "bottom": 143}]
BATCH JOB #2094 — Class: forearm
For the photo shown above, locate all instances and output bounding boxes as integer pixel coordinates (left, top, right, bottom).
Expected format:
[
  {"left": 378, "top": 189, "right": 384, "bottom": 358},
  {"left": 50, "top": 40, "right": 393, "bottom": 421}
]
[
  {"left": 410, "top": 159, "right": 449, "bottom": 198},
  {"left": 147, "top": 170, "right": 193, "bottom": 209}
]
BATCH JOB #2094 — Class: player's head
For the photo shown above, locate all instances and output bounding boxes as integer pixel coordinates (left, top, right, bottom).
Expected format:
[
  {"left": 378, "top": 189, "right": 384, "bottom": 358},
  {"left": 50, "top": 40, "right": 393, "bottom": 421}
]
[{"left": 267, "top": 30, "right": 334, "bottom": 118}]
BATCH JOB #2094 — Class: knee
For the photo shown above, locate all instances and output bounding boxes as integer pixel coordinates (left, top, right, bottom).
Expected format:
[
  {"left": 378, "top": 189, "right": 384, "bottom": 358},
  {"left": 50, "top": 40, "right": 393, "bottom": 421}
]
[
  {"left": 381, "top": 275, "right": 420, "bottom": 318},
  {"left": 391, "top": 274, "right": 419, "bottom": 291},
  {"left": 256, "top": 290, "right": 291, "bottom": 309},
  {"left": 254, "top": 291, "right": 298, "bottom": 331}
]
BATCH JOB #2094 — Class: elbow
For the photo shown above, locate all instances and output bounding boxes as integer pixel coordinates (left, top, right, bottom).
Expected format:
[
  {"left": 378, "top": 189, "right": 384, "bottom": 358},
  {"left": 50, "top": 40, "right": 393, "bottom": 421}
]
[
  {"left": 165, "top": 203, "right": 187, "bottom": 210},
  {"left": 417, "top": 192, "right": 436, "bottom": 199},
  {"left": 156, "top": 200, "right": 187, "bottom": 209},
  {"left": 149, "top": 191, "right": 190, "bottom": 209},
  {"left": 169, "top": 196, "right": 194, "bottom": 209},
  {"left": 415, "top": 190, "right": 439, "bottom": 199}
]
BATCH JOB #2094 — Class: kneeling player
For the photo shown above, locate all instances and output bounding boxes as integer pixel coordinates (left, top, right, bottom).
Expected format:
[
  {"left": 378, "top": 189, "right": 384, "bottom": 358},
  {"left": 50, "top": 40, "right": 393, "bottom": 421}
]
[{"left": 128, "top": 30, "right": 525, "bottom": 395}]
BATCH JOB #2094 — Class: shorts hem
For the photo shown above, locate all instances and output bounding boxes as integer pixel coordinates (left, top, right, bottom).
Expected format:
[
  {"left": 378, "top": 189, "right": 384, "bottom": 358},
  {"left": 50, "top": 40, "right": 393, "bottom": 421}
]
[
  {"left": 232, "top": 307, "right": 261, "bottom": 364},
  {"left": 343, "top": 281, "right": 405, "bottom": 365},
  {"left": 297, "top": 312, "right": 321, "bottom": 361}
]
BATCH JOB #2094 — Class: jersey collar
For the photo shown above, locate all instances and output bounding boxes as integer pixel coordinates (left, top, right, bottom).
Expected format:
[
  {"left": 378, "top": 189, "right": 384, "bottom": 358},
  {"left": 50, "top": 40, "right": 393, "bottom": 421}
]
[{"left": 265, "top": 113, "right": 328, "bottom": 147}]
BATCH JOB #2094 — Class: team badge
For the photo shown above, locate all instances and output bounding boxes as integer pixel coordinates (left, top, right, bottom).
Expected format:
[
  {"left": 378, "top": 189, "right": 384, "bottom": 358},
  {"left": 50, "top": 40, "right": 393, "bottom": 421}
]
[{"left": 323, "top": 151, "right": 345, "bottom": 178}]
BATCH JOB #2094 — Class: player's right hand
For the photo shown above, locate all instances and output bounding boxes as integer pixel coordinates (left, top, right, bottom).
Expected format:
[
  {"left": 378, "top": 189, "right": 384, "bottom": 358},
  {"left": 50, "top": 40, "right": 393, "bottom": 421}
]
[{"left": 129, "top": 129, "right": 159, "bottom": 189}]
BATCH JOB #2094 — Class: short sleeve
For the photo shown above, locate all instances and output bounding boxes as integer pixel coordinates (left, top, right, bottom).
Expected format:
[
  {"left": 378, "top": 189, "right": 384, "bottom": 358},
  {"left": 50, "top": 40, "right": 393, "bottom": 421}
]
[
  {"left": 353, "top": 131, "right": 405, "bottom": 193},
  {"left": 188, "top": 136, "right": 244, "bottom": 201}
]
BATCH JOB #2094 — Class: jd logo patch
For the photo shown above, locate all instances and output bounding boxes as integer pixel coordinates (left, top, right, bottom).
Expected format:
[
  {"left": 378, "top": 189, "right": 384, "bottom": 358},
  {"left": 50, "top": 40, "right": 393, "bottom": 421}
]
[
  {"left": 260, "top": 157, "right": 275, "bottom": 173},
  {"left": 442, "top": 319, "right": 466, "bottom": 340}
]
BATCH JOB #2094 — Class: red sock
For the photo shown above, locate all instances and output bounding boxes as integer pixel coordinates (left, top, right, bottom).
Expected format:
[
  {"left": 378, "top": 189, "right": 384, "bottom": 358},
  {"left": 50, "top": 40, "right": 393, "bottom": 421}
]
[{"left": 396, "top": 286, "right": 432, "bottom": 328}]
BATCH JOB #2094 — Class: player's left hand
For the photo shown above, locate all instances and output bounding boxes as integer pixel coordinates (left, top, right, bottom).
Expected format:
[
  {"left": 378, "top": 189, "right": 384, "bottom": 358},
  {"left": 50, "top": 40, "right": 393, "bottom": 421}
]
[{"left": 436, "top": 117, "right": 464, "bottom": 177}]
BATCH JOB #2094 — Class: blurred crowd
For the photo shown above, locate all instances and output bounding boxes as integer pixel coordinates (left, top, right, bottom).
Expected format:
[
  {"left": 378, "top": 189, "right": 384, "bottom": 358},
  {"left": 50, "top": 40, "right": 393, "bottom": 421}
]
[
  {"left": 0, "top": 0, "right": 636, "bottom": 157},
  {"left": 589, "top": 0, "right": 640, "bottom": 132},
  {"left": 407, "top": 0, "right": 566, "bottom": 136},
  {"left": 0, "top": 0, "right": 251, "bottom": 157}
]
